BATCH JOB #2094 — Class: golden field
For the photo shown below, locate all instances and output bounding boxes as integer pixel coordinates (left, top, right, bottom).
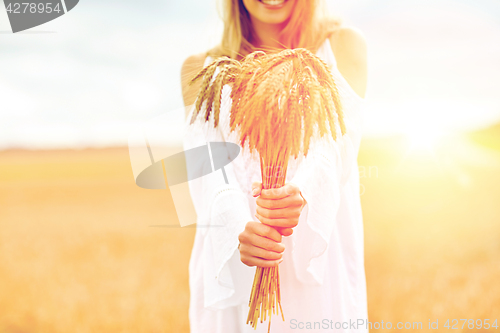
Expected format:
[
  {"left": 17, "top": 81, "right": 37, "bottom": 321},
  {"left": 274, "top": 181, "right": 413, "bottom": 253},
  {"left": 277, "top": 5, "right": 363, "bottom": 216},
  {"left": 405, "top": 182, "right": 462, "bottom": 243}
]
[{"left": 0, "top": 128, "right": 499, "bottom": 332}]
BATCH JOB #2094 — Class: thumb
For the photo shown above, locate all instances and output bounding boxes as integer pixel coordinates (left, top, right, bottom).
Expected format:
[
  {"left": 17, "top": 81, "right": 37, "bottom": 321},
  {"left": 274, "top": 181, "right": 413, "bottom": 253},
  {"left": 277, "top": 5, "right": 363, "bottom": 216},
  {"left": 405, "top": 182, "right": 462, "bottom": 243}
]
[{"left": 251, "top": 182, "right": 262, "bottom": 197}]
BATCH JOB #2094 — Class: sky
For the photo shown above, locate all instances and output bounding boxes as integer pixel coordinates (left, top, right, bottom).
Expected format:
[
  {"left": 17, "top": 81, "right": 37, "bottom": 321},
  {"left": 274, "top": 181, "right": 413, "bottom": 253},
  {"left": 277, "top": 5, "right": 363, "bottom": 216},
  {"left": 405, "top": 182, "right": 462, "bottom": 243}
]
[{"left": 0, "top": 0, "right": 499, "bottom": 149}]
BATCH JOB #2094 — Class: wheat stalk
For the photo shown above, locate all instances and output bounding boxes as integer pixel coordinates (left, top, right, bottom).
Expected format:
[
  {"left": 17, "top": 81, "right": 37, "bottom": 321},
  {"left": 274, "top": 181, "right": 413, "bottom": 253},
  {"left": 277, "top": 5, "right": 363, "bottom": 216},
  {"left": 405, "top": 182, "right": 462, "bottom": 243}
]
[{"left": 188, "top": 47, "right": 345, "bottom": 332}]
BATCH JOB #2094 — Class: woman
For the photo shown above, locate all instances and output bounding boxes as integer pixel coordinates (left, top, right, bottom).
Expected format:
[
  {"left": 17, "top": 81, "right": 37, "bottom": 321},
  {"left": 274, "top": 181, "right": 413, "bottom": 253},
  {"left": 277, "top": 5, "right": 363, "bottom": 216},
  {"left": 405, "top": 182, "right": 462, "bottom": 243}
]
[{"left": 181, "top": 0, "right": 368, "bottom": 332}]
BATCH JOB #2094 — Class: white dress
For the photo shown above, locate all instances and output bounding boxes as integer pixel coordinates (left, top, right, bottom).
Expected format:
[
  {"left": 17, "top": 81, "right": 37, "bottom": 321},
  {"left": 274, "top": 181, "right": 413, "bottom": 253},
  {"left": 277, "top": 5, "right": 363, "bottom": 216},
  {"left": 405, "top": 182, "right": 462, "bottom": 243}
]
[{"left": 183, "top": 37, "right": 368, "bottom": 333}]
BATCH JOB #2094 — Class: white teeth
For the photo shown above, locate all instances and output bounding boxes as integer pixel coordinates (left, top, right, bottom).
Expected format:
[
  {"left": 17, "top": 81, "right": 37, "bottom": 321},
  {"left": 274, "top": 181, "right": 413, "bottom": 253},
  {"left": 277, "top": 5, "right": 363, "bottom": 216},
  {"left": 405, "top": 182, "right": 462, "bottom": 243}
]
[{"left": 260, "top": 0, "right": 285, "bottom": 5}]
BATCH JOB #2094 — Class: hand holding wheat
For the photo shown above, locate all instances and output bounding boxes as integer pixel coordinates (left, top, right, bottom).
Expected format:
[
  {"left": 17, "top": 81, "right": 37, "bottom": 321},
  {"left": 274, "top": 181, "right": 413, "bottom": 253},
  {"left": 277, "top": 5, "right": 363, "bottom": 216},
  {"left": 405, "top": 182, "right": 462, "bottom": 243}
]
[
  {"left": 238, "top": 222, "right": 285, "bottom": 268},
  {"left": 253, "top": 182, "right": 306, "bottom": 234}
]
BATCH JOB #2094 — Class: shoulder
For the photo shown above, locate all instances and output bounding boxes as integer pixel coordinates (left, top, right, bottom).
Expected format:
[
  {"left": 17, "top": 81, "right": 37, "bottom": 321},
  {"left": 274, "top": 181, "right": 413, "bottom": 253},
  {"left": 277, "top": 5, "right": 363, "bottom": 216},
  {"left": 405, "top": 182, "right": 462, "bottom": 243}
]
[
  {"left": 333, "top": 26, "right": 367, "bottom": 48},
  {"left": 180, "top": 52, "right": 207, "bottom": 111},
  {"left": 328, "top": 26, "right": 368, "bottom": 98},
  {"left": 329, "top": 26, "right": 367, "bottom": 63}
]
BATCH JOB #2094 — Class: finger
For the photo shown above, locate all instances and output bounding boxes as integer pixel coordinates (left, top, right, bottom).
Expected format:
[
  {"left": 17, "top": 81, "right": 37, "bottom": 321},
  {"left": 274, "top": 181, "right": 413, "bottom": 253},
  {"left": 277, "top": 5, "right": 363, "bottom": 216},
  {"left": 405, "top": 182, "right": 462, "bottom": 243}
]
[
  {"left": 300, "top": 192, "right": 307, "bottom": 208},
  {"left": 248, "top": 233, "right": 285, "bottom": 253},
  {"left": 256, "top": 205, "right": 301, "bottom": 219},
  {"left": 255, "top": 213, "right": 299, "bottom": 229},
  {"left": 259, "top": 187, "right": 290, "bottom": 200},
  {"left": 251, "top": 182, "right": 262, "bottom": 197},
  {"left": 239, "top": 243, "right": 283, "bottom": 260},
  {"left": 241, "top": 255, "right": 283, "bottom": 268},
  {"left": 276, "top": 227, "right": 293, "bottom": 237},
  {"left": 260, "top": 183, "right": 299, "bottom": 200},
  {"left": 247, "top": 222, "right": 282, "bottom": 243},
  {"left": 256, "top": 195, "right": 303, "bottom": 210}
]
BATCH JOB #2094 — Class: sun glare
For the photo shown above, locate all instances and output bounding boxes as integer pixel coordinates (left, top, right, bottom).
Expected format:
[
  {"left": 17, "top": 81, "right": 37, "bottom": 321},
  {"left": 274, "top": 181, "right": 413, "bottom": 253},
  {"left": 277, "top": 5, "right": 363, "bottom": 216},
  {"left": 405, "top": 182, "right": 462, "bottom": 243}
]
[{"left": 402, "top": 120, "right": 447, "bottom": 153}]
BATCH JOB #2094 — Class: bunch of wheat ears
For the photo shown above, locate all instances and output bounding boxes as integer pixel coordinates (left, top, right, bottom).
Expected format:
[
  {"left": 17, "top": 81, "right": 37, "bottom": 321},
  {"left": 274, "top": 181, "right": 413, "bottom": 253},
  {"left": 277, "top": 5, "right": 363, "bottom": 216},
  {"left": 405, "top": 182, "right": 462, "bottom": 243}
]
[{"left": 189, "top": 47, "right": 345, "bottom": 332}]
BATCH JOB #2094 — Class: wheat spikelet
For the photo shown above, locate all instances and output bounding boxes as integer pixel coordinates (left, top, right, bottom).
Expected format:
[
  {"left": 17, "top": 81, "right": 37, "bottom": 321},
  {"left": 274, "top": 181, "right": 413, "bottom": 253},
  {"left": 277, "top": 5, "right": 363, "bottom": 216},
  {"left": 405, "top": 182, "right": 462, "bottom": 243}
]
[
  {"left": 231, "top": 69, "right": 259, "bottom": 133},
  {"left": 303, "top": 93, "right": 313, "bottom": 154},
  {"left": 189, "top": 57, "right": 240, "bottom": 125},
  {"left": 251, "top": 71, "right": 272, "bottom": 150},
  {"left": 306, "top": 75, "right": 326, "bottom": 137},
  {"left": 329, "top": 80, "right": 346, "bottom": 136},
  {"left": 305, "top": 52, "right": 331, "bottom": 82},
  {"left": 194, "top": 63, "right": 217, "bottom": 110},
  {"left": 230, "top": 64, "right": 256, "bottom": 116},
  {"left": 212, "top": 66, "right": 229, "bottom": 128},
  {"left": 293, "top": 95, "right": 302, "bottom": 158},
  {"left": 301, "top": 68, "right": 319, "bottom": 156},
  {"left": 320, "top": 85, "right": 337, "bottom": 141},
  {"left": 283, "top": 92, "right": 294, "bottom": 157},
  {"left": 187, "top": 55, "right": 238, "bottom": 88},
  {"left": 289, "top": 83, "right": 300, "bottom": 157},
  {"left": 188, "top": 66, "right": 210, "bottom": 87},
  {"left": 308, "top": 54, "right": 346, "bottom": 138},
  {"left": 229, "top": 83, "right": 245, "bottom": 132},
  {"left": 260, "top": 61, "right": 291, "bottom": 151}
]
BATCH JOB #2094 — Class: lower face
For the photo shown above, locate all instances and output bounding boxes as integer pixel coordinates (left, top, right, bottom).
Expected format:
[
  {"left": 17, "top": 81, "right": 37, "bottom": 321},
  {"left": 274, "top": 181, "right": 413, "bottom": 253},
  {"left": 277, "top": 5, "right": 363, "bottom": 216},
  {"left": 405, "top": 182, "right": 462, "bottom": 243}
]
[{"left": 241, "top": 0, "right": 296, "bottom": 25}]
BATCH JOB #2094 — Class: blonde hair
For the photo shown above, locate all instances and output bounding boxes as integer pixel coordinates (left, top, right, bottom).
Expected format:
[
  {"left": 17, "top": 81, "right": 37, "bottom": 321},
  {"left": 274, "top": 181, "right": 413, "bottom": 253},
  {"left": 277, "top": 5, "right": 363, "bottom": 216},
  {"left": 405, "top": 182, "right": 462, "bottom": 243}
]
[{"left": 208, "top": 0, "right": 342, "bottom": 61}]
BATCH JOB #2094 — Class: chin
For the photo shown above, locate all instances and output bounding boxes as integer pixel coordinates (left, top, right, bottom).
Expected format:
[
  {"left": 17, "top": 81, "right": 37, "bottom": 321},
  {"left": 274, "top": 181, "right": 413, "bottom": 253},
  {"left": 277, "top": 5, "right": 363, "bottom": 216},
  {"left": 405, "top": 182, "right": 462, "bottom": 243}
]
[{"left": 243, "top": 0, "right": 295, "bottom": 25}]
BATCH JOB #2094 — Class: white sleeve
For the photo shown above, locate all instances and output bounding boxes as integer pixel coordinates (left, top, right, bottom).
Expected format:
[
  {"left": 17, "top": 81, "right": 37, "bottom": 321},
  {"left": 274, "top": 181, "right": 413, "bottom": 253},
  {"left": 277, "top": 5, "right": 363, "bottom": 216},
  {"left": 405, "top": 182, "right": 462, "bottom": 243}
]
[
  {"left": 287, "top": 134, "right": 353, "bottom": 285},
  {"left": 183, "top": 86, "right": 256, "bottom": 310}
]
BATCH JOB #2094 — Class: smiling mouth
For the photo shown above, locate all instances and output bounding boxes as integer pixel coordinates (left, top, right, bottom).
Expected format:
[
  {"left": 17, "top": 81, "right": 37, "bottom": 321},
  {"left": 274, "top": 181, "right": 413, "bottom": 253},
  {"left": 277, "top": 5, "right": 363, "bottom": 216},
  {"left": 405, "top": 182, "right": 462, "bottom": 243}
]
[{"left": 258, "top": 0, "right": 287, "bottom": 6}]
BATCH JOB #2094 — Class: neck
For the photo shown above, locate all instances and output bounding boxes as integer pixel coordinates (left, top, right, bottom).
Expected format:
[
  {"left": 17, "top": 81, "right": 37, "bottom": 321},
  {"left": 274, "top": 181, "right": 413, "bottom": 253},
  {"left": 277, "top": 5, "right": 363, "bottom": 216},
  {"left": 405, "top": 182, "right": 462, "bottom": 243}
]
[{"left": 249, "top": 18, "right": 288, "bottom": 50}]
